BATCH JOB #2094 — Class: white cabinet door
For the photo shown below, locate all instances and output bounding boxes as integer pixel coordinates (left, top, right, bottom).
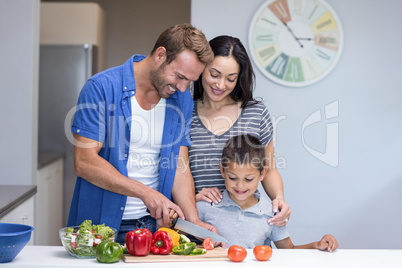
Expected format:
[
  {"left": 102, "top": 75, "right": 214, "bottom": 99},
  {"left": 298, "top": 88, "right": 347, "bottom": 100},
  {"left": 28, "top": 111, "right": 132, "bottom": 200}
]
[
  {"left": 36, "top": 158, "right": 64, "bottom": 246},
  {"left": 0, "top": 196, "right": 35, "bottom": 245}
]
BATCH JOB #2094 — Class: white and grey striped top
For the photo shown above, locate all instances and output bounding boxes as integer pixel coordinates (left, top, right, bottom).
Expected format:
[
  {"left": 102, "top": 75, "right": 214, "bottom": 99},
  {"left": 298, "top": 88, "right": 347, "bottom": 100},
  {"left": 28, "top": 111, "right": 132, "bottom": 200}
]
[{"left": 189, "top": 101, "right": 273, "bottom": 193}]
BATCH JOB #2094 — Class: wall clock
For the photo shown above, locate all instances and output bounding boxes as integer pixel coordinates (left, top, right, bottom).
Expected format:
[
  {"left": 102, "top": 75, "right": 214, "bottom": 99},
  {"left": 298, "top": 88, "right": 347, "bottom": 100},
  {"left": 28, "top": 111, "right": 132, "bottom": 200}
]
[{"left": 248, "top": 0, "right": 343, "bottom": 87}]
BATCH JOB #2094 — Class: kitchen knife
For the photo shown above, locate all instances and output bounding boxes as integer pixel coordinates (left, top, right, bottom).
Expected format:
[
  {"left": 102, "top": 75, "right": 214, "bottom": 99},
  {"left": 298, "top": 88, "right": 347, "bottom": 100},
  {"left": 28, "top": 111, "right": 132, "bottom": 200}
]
[
  {"left": 172, "top": 218, "right": 228, "bottom": 243},
  {"left": 146, "top": 208, "right": 228, "bottom": 242}
]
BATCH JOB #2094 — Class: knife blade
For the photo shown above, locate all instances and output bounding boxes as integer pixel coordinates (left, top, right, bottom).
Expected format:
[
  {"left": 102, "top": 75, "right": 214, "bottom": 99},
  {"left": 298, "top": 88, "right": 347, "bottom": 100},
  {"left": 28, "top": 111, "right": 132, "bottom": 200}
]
[{"left": 172, "top": 218, "right": 228, "bottom": 243}]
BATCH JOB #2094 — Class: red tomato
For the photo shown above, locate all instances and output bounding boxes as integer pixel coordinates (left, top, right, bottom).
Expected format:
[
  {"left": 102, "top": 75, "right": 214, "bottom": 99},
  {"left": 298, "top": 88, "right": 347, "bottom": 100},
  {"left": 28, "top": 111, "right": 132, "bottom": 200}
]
[
  {"left": 202, "top": 237, "right": 214, "bottom": 250},
  {"left": 253, "top": 245, "right": 272, "bottom": 261},
  {"left": 228, "top": 245, "right": 247, "bottom": 262},
  {"left": 70, "top": 242, "right": 77, "bottom": 250}
]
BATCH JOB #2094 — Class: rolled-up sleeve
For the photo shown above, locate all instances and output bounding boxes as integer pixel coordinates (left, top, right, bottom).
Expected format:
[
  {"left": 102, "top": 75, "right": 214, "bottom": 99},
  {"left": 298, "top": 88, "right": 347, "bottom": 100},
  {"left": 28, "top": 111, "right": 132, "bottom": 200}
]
[{"left": 71, "top": 79, "right": 106, "bottom": 143}]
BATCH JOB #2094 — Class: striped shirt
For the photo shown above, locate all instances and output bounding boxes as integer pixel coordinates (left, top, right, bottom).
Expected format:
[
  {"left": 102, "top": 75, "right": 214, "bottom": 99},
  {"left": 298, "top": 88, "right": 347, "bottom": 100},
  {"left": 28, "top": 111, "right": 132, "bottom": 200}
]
[{"left": 189, "top": 101, "right": 273, "bottom": 193}]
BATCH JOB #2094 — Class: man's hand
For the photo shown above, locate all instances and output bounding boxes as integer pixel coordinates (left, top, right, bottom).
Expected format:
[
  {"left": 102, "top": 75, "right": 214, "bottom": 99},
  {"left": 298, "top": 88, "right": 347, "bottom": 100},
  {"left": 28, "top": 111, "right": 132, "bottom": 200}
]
[
  {"left": 143, "top": 190, "right": 185, "bottom": 227},
  {"left": 193, "top": 220, "right": 226, "bottom": 249},
  {"left": 268, "top": 198, "right": 291, "bottom": 226},
  {"left": 195, "top": 187, "right": 223, "bottom": 204},
  {"left": 156, "top": 209, "right": 179, "bottom": 229}
]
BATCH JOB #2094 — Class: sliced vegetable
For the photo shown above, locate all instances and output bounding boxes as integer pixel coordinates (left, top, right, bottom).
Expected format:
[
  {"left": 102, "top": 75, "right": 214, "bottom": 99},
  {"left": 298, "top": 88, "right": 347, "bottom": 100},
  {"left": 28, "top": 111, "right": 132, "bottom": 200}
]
[
  {"left": 95, "top": 241, "right": 123, "bottom": 263},
  {"left": 158, "top": 227, "right": 180, "bottom": 248},
  {"left": 70, "top": 242, "right": 77, "bottom": 250},
  {"left": 172, "top": 242, "right": 196, "bottom": 255},
  {"left": 179, "top": 234, "right": 191, "bottom": 244},
  {"left": 122, "top": 244, "right": 129, "bottom": 255},
  {"left": 150, "top": 231, "right": 173, "bottom": 255},
  {"left": 190, "top": 248, "right": 207, "bottom": 255},
  {"left": 125, "top": 228, "right": 152, "bottom": 256},
  {"left": 202, "top": 237, "right": 214, "bottom": 250}
]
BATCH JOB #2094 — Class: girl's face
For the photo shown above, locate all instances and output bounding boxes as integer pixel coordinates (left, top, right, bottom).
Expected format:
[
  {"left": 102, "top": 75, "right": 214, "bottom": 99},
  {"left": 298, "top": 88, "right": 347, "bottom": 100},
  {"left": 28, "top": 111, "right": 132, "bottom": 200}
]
[
  {"left": 220, "top": 161, "right": 266, "bottom": 209},
  {"left": 201, "top": 56, "right": 240, "bottom": 103}
]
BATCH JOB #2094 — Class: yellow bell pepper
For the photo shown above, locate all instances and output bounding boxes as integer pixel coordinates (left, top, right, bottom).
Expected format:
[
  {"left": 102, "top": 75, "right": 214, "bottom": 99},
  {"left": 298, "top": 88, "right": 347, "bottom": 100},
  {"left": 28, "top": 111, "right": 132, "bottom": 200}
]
[{"left": 158, "top": 227, "right": 180, "bottom": 248}]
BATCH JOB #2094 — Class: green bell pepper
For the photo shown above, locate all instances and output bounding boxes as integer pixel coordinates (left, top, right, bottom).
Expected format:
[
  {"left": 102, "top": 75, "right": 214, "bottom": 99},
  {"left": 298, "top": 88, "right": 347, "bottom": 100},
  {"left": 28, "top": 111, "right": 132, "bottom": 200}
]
[
  {"left": 172, "top": 242, "right": 196, "bottom": 255},
  {"left": 190, "top": 248, "right": 207, "bottom": 255},
  {"left": 95, "top": 241, "right": 123, "bottom": 263},
  {"left": 179, "top": 234, "right": 191, "bottom": 244}
]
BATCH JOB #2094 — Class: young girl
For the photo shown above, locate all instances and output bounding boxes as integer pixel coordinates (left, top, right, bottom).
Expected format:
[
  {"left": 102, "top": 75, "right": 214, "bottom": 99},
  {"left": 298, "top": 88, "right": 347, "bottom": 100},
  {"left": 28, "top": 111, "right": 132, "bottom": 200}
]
[{"left": 196, "top": 134, "right": 338, "bottom": 251}]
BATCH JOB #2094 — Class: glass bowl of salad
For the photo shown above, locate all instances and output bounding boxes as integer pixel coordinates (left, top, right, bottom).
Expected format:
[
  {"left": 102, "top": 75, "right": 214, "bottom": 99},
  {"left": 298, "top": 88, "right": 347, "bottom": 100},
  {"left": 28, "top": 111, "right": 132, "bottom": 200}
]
[{"left": 59, "top": 220, "right": 117, "bottom": 258}]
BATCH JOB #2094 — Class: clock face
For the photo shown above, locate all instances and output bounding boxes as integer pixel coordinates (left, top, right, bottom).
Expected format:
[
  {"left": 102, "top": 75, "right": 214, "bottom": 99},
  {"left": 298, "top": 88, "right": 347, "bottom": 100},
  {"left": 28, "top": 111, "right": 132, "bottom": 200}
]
[{"left": 248, "top": 0, "right": 343, "bottom": 87}]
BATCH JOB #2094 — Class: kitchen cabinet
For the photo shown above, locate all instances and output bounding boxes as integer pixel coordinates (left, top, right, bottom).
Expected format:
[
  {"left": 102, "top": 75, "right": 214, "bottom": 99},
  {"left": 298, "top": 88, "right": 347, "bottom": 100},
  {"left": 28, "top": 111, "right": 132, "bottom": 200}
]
[
  {"left": 0, "top": 185, "right": 37, "bottom": 245},
  {"left": 0, "top": 197, "right": 34, "bottom": 227},
  {"left": 40, "top": 2, "right": 106, "bottom": 72},
  {"left": 35, "top": 157, "right": 64, "bottom": 246}
]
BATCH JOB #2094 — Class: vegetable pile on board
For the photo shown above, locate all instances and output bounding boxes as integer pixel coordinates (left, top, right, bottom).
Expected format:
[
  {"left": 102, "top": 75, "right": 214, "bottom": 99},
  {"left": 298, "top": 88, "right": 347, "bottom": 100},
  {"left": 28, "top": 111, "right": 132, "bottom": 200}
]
[
  {"left": 64, "top": 221, "right": 222, "bottom": 263},
  {"left": 125, "top": 227, "right": 208, "bottom": 257}
]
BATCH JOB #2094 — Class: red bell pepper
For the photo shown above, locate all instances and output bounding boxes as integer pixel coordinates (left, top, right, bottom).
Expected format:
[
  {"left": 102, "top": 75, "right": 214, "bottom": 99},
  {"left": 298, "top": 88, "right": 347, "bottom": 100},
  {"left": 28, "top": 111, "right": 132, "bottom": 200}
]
[
  {"left": 125, "top": 228, "right": 152, "bottom": 256},
  {"left": 150, "top": 230, "right": 173, "bottom": 255}
]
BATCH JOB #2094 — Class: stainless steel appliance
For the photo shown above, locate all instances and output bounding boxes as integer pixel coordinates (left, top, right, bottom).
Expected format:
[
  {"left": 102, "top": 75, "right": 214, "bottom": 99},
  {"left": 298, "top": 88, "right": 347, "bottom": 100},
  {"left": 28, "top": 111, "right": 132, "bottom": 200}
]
[{"left": 38, "top": 44, "right": 97, "bottom": 224}]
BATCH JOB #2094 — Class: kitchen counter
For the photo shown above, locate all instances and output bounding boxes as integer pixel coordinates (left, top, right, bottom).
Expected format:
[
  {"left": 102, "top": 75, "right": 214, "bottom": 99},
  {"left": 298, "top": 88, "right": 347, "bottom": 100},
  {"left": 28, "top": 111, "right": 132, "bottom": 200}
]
[
  {"left": 0, "top": 185, "right": 37, "bottom": 219},
  {"left": 7, "top": 246, "right": 402, "bottom": 267},
  {"left": 38, "top": 150, "right": 65, "bottom": 169}
]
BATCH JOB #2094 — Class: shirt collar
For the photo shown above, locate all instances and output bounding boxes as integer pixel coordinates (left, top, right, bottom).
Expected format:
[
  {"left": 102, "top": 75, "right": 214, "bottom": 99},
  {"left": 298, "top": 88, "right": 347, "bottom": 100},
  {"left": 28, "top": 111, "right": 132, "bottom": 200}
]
[
  {"left": 215, "top": 190, "right": 274, "bottom": 217},
  {"left": 122, "top": 54, "right": 146, "bottom": 93}
]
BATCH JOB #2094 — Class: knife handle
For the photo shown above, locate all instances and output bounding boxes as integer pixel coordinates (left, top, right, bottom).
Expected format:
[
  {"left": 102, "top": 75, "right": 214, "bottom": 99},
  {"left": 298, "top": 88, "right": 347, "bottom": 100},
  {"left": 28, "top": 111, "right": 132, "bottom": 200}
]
[{"left": 146, "top": 208, "right": 178, "bottom": 228}]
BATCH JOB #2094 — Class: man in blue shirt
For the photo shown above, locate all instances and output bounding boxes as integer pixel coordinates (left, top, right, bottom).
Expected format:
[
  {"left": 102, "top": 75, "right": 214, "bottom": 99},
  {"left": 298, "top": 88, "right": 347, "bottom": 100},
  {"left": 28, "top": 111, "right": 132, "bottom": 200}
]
[{"left": 67, "top": 24, "right": 214, "bottom": 243}]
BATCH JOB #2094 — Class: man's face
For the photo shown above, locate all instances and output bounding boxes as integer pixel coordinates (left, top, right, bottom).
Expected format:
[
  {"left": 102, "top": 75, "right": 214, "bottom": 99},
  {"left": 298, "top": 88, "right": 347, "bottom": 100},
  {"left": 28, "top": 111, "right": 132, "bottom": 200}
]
[{"left": 150, "top": 50, "right": 205, "bottom": 99}]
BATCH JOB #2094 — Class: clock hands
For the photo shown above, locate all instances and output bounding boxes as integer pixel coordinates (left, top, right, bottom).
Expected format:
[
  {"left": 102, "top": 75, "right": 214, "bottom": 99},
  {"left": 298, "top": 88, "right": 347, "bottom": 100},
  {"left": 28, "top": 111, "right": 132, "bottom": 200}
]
[
  {"left": 282, "top": 20, "right": 304, "bottom": 48},
  {"left": 296, "top": 37, "right": 313, "bottom": 41}
]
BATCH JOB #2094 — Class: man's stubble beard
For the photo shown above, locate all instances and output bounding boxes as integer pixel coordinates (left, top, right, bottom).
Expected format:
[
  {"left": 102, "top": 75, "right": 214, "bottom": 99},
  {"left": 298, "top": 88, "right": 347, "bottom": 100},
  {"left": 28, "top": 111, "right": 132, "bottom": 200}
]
[{"left": 149, "top": 62, "right": 170, "bottom": 99}]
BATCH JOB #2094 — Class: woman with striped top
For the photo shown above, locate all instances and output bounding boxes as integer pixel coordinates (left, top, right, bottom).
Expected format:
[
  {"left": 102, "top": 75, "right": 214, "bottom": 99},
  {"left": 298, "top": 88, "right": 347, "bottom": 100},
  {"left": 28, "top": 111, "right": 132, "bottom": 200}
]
[{"left": 190, "top": 35, "right": 291, "bottom": 226}]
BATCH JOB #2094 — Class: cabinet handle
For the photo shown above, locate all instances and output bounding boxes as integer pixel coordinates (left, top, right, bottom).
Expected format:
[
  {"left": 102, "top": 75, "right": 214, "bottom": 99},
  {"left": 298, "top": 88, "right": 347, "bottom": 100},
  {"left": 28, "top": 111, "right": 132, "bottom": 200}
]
[{"left": 21, "top": 215, "right": 28, "bottom": 224}]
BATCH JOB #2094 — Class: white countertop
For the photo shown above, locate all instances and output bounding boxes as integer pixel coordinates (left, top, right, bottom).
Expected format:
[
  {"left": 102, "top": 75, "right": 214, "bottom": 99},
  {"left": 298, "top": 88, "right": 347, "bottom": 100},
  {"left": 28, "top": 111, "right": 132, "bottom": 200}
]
[
  {"left": 0, "top": 185, "right": 37, "bottom": 219},
  {"left": 6, "top": 246, "right": 402, "bottom": 268}
]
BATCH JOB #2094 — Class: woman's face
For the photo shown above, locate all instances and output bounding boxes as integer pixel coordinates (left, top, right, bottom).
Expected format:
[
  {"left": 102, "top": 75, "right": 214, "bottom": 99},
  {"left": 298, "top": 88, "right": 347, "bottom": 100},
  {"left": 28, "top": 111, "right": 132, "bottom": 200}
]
[{"left": 201, "top": 55, "right": 240, "bottom": 103}]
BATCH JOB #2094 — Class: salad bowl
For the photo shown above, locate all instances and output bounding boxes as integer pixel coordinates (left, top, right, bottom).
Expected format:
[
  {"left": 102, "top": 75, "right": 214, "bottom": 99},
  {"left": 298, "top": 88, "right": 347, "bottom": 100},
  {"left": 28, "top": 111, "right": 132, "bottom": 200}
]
[{"left": 59, "top": 220, "right": 116, "bottom": 258}]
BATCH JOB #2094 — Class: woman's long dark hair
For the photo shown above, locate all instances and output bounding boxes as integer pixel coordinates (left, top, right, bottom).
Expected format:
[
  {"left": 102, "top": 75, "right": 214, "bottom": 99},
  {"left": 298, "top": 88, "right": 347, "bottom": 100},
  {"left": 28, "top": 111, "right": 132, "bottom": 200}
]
[{"left": 193, "top": 35, "right": 257, "bottom": 108}]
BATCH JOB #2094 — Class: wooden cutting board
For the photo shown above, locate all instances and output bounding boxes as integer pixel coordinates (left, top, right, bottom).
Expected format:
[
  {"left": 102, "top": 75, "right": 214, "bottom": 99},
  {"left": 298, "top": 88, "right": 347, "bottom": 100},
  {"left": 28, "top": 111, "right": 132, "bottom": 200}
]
[{"left": 122, "top": 247, "right": 228, "bottom": 263}]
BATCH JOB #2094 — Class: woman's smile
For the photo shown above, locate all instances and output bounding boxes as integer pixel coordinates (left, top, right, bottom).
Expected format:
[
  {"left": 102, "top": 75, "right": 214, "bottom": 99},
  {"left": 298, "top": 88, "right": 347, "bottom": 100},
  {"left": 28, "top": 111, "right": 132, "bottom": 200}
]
[{"left": 211, "top": 87, "right": 225, "bottom": 95}]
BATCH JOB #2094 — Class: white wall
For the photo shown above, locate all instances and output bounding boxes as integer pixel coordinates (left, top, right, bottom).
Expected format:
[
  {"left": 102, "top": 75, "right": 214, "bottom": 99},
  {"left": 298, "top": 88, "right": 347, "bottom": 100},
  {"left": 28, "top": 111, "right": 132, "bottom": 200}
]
[
  {"left": 192, "top": 0, "right": 402, "bottom": 249},
  {"left": 0, "top": 0, "right": 40, "bottom": 186}
]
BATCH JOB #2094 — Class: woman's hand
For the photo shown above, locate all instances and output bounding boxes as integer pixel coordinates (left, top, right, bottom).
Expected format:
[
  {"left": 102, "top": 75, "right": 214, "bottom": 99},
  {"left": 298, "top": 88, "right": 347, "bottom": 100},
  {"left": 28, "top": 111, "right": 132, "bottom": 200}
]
[
  {"left": 268, "top": 198, "right": 291, "bottom": 226},
  {"left": 195, "top": 187, "right": 223, "bottom": 204}
]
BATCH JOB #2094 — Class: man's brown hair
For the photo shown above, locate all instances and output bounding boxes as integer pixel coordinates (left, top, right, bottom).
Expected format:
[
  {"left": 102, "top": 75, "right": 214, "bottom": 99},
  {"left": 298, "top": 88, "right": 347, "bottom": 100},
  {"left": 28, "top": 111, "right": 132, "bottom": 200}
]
[{"left": 150, "top": 24, "right": 213, "bottom": 65}]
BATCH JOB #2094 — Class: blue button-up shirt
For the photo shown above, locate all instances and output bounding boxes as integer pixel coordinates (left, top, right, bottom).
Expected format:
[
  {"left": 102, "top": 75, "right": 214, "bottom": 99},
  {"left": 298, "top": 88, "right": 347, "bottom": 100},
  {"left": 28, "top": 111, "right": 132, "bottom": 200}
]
[{"left": 67, "top": 55, "right": 193, "bottom": 232}]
